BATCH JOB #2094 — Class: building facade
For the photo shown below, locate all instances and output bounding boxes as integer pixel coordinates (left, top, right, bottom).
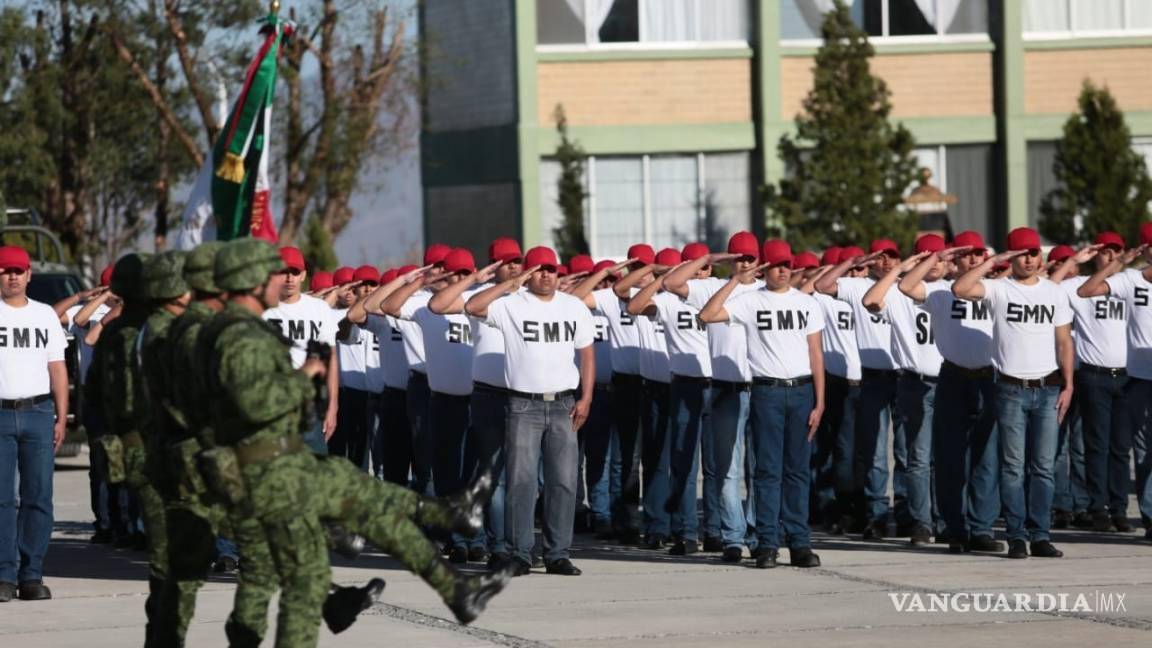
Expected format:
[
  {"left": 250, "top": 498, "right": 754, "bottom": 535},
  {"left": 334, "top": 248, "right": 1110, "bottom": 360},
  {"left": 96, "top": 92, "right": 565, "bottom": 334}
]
[{"left": 420, "top": 0, "right": 1152, "bottom": 257}]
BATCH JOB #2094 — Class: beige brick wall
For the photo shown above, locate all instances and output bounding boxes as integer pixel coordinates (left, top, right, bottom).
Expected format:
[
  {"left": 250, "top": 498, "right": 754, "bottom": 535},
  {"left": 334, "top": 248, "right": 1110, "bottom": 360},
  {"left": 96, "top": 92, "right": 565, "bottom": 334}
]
[
  {"left": 1025, "top": 48, "right": 1152, "bottom": 114},
  {"left": 537, "top": 59, "right": 751, "bottom": 126},
  {"left": 780, "top": 51, "right": 993, "bottom": 119}
]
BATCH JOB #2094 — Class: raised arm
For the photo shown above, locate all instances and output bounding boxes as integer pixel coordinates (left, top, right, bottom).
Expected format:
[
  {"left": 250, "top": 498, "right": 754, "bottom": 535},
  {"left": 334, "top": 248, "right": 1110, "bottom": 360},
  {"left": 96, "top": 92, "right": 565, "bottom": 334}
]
[
  {"left": 1078, "top": 245, "right": 1145, "bottom": 298},
  {"left": 569, "top": 259, "right": 634, "bottom": 308},
  {"left": 798, "top": 266, "right": 831, "bottom": 295},
  {"left": 953, "top": 250, "right": 1022, "bottom": 301},
  {"left": 897, "top": 253, "right": 938, "bottom": 303},
  {"left": 612, "top": 265, "right": 656, "bottom": 298},
  {"left": 429, "top": 262, "right": 498, "bottom": 315},
  {"left": 1049, "top": 244, "right": 1101, "bottom": 284},
  {"left": 347, "top": 267, "right": 423, "bottom": 324},
  {"left": 814, "top": 255, "right": 859, "bottom": 296},
  {"left": 464, "top": 270, "right": 534, "bottom": 319},
  {"left": 663, "top": 253, "right": 733, "bottom": 298},
  {"left": 626, "top": 271, "right": 665, "bottom": 317},
  {"left": 73, "top": 289, "right": 113, "bottom": 328},
  {"left": 382, "top": 268, "right": 438, "bottom": 318},
  {"left": 698, "top": 264, "right": 763, "bottom": 323}
]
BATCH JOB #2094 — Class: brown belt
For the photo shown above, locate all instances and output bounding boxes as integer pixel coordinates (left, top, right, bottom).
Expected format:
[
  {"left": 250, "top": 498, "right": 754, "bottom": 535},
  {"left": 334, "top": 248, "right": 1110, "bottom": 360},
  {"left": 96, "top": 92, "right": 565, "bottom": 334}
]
[{"left": 235, "top": 435, "right": 304, "bottom": 466}]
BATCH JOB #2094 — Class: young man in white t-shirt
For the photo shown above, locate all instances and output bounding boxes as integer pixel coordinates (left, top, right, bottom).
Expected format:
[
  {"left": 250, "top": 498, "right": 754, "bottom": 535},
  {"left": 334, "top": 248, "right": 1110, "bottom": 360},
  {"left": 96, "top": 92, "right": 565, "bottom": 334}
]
[
  {"left": 663, "top": 231, "right": 762, "bottom": 561},
  {"left": 577, "top": 259, "right": 618, "bottom": 538},
  {"left": 899, "top": 231, "right": 1003, "bottom": 554},
  {"left": 1049, "top": 232, "right": 1134, "bottom": 533},
  {"left": 953, "top": 227, "right": 1075, "bottom": 559},
  {"left": 332, "top": 265, "right": 384, "bottom": 471},
  {"left": 699, "top": 239, "right": 824, "bottom": 569},
  {"left": 1077, "top": 223, "right": 1152, "bottom": 542},
  {"left": 0, "top": 246, "right": 69, "bottom": 601},
  {"left": 466, "top": 246, "right": 596, "bottom": 577}
]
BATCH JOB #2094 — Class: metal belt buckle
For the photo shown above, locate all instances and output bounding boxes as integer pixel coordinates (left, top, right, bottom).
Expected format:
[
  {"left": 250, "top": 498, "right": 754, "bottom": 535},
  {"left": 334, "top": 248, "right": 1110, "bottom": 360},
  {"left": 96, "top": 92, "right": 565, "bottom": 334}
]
[{"left": 542, "top": 392, "right": 556, "bottom": 402}]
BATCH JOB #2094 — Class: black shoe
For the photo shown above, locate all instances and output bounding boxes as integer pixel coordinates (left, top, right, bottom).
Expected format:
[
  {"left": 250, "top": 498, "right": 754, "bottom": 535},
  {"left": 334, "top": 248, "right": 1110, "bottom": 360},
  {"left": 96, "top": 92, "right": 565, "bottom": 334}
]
[
  {"left": 894, "top": 523, "right": 916, "bottom": 538},
  {"left": 531, "top": 554, "right": 544, "bottom": 569},
  {"left": 1071, "top": 511, "right": 1094, "bottom": 529},
  {"left": 327, "top": 525, "right": 366, "bottom": 560},
  {"left": 1007, "top": 539, "right": 1028, "bottom": 559},
  {"left": 573, "top": 510, "right": 591, "bottom": 534},
  {"left": 824, "top": 518, "right": 845, "bottom": 536},
  {"left": 934, "top": 528, "right": 951, "bottom": 545},
  {"left": 669, "top": 539, "right": 698, "bottom": 556},
  {"left": 0, "top": 581, "right": 15, "bottom": 602},
  {"left": 468, "top": 546, "right": 490, "bottom": 563},
  {"left": 90, "top": 528, "right": 114, "bottom": 544},
  {"left": 131, "top": 532, "right": 148, "bottom": 552},
  {"left": 448, "top": 546, "right": 469, "bottom": 564},
  {"left": 948, "top": 540, "right": 968, "bottom": 554},
  {"left": 617, "top": 528, "right": 641, "bottom": 545},
  {"left": 506, "top": 558, "right": 532, "bottom": 577},
  {"left": 1145, "top": 527, "right": 1152, "bottom": 542},
  {"left": 113, "top": 533, "right": 135, "bottom": 549},
  {"left": 486, "top": 552, "right": 510, "bottom": 570},
  {"left": 1052, "top": 509, "right": 1073, "bottom": 529},
  {"left": 862, "top": 520, "right": 887, "bottom": 541},
  {"left": 1112, "top": 515, "right": 1133, "bottom": 533},
  {"left": 909, "top": 525, "right": 932, "bottom": 546},
  {"left": 722, "top": 546, "right": 743, "bottom": 563},
  {"left": 448, "top": 566, "right": 513, "bottom": 625},
  {"left": 1029, "top": 540, "right": 1063, "bottom": 558},
  {"left": 702, "top": 536, "right": 724, "bottom": 552},
  {"left": 844, "top": 515, "right": 865, "bottom": 534},
  {"left": 790, "top": 547, "right": 821, "bottom": 568},
  {"left": 644, "top": 534, "right": 667, "bottom": 550},
  {"left": 545, "top": 558, "right": 582, "bottom": 576},
  {"left": 442, "top": 462, "right": 496, "bottom": 537},
  {"left": 16, "top": 581, "right": 51, "bottom": 601},
  {"left": 1091, "top": 512, "right": 1116, "bottom": 532},
  {"left": 322, "top": 578, "right": 386, "bottom": 634},
  {"left": 753, "top": 548, "right": 778, "bottom": 569},
  {"left": 967, "top": 535, "right": 1004, "bottom": 553},
  {"left": 593, "top": 522, "right": 615, "bottom": 540},
  {"left": 213, "top": 556, "right": 239, "bottom": 573}
]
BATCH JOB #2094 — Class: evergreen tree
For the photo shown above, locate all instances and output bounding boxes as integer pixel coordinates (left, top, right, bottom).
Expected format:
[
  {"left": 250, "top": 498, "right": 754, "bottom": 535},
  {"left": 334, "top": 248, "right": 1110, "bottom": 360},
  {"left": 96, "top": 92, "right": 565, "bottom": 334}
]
[
  {"left": 1039, "top": 81, "right": 1152, "bottom": 245},
  {"left": 299, "top": 215, "right": 338, "bottom": 272},
  {"left": 551, "top": 105, "right": 590, "bottom": 260},
  {"left": 763, "top": 0, "right": 918, "bottom": 251}
]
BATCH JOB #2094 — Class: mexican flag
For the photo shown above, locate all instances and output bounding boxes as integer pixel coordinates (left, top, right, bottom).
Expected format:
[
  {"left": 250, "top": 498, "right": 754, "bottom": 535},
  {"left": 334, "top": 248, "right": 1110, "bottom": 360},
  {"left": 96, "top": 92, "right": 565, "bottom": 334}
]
[{"left": 173, "top": 11, "right": 292, "bottom": 249}]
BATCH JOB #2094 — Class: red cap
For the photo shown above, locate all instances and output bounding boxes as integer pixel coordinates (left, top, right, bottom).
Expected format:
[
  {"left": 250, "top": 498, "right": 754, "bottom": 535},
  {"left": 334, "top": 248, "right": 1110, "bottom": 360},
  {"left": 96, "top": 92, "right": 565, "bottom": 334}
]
[
  {"left": 727, "top": 231, "right": 758, "bottom": 259},
  {"left": 681, "top": 242, "right": 709, "bottom": 261},
  {"left": 1141, "top": 223, "right": 1152, "bottom": 247},
  {"left": 821, "top": 247, "right": 842, "bottom": 267},
  {"left": 310, "top": 271, "right": 334, "bottom": 291},
  {"left": 952, "top": 230, "right": 986, "bottom": 252},
  {"left": 569, "top": 254, "right": 595, "bottom": 274},
  {"left": 793, "top": 251, "right": 820, "bottom": 269},
  {"left": 655, "top": 248, "right": 682, "bottom": 266},
  {"left": 396, "top": 264, "right": 418, "bottom": 276},
  {"left": 1095, "top": 231, "right": 1125, "bottom": 250},
  {"left": 627, "top": 243, "right": 656, "bottom": 266},
  {"left": 1007, "top": 227, "right": 1041, "bottom": 252},
  {"left": 380, "top": 269, "right": 399, "bottom": 284},
  {"left": 353, "top": 265, "right": 381, "bottom": 284},
  {"left": 556, "top": 264, "right": 570, "bottom": 277},
  {"left": 993, "top": 262, "right": 1010, "bottom": 272},
  {"left": 0, "top": 246, "right": 30, "bottom": 272},
  {"left": 761, "top": 239, "right": 793, "bottom": 268},
  {"left": 424, "top": 243, "right": 452, "bottom": 266},
  {"left": 870, "top": 239, "right": 900, "bottom": 257},
  {"left": 489, "top": 237, "right": 523, "bottom": 263},
  {"left": 839, "top": 246, "right": 866, "bottom": 264},
  {"left": 524, "top": 246, "right": 559, "bottom": 269},
  {"left": 594, "top": 259, "right": 619, "bottom": 279},
  {"left": 1048, "top": 245, "right": 1075, "bottom": 263},
  {"left": 333, "top": 266, "right": 355, "bottom": 285},
  {"left": 99, "top": 265, "right": 115, "bottom": 287},
  {"left": 915, "top": 234, "right": 946, "bottom": 254},
  {"left": 443, "top": 248, "right": 477, "bottom": 274},
  {"left": 279, "top": 246, "right": 306, "bottom": 272}
]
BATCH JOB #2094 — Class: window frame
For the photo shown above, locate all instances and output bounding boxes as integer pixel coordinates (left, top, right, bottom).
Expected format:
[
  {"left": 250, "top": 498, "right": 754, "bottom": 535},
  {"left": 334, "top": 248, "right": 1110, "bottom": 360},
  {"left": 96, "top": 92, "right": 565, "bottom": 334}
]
[
  {"left": 1023, "top": 0, "right": 1152, "bottom": 41},
  {"left": 535, "top": 0, "right": 751, "bottom": 53},
  {"left": 780, "top": 0, "right": 992, "bottom": 45}
]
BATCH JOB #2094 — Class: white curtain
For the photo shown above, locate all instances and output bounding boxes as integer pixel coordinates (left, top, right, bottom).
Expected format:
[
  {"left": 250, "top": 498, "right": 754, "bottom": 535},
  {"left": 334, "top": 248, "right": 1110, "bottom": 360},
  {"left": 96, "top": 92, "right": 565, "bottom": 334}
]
[
  {"left": 941, "top": 0, "right": 988, "bottom": 34},
  {"left": 587, "top": 0, "right": 619, "bottom": 43},
  {"left": 649, "top": 156, "right": 699, "bottom": 249},
  {"left": 1132, "top": 0, "right": 1152, "bottom": 29},
  {"left": 702, "top": 152, "right": 750, "bottom": 251},
  {"left": 1023, "top": 0, "right": 1070, "bottom": 32},
  {"left": 789, "top": 0, "right": 853, "bottom": 39},
  {"left": 700, "top": 0, "right": 752, "bottom": 41},
  {"left": 1073, "top": 0, "right": 1124, "bottom": 31},
  {"left": 593, "top": 158, "right": 645, "bottom": 257},
  {"left": 645, "top": 0, "right": 695, "bottom": 42}
]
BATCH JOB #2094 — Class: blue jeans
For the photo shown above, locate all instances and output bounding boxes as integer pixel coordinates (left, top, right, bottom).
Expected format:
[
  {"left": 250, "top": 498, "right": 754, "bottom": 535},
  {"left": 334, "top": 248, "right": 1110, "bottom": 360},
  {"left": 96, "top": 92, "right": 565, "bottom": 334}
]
[
  {"left": 406, "top": 371, "right": 432, "bottom": 495},
  {"left": 995, "top": 382, "right": 1060, "bottom": 542},
  {"left": 377, "top": 387, "right": 412, "bottom": 486},
  {"left": 934, "top": 365, "right": 999, "bottom": 541},
  {"left": 640, "top": 380, "right": 672, "bottom": 537},
  {"left": 749, "top": 382, "right": 814, "bottom": 550},
  {"left": 609, "top": 373, "right": 644, "bottom": 533},
  {"left": 1125, "top": 378, "right": 1152, "bottom": 528},
  {"left": 667, "top": 378, "right": 710, "bottom": 542},
  {"left": 812, "top": 374, "right": 859, "bottom": 523},
  {"left": 469, "top": 386, "right": 508, "bottom": 553},
  {"left": 710, "top": 382, "right": 751, "bottom": 548},
  {"left": 854, "top": 370, "right": 907, "bottom": 525},
  {"left": 897, "top": 374, "right": 936, "bottom": 529},
  {"left": 215, "top": 536, "right": 239, "bottom": 561},
  {"left": 505, "top": 395, "right": 578, "bottom": 563},
  {"left": 1053, "top": 393, "right": 1088, "bottom": 513},
  {"left": 580, "top": 386, "right": 612, "bottom": 526},
  {"left": 1075, "top": 370, "right": 1132, "bottom": 516},
  {"left": 0, "top": 400, "right": 57, "bottom": 584}
]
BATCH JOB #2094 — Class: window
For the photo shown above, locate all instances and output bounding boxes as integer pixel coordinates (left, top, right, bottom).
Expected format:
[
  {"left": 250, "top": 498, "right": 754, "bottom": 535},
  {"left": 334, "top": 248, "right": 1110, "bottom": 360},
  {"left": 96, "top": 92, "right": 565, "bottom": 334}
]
[
  {"left": 1024, "top": 0, "right": 1152, "bottom": 37},
  {"left": 539, "top": 152, "right": 752, "bottom": 257},
  {"left": 910, "top": 144, "right": 996, "bottom": 237},
  {"left": 536, "top": 0, "right": 749, "bottom": 48},
  {"left": 781, "top": 0, "right": 989, "bottom": 40}
]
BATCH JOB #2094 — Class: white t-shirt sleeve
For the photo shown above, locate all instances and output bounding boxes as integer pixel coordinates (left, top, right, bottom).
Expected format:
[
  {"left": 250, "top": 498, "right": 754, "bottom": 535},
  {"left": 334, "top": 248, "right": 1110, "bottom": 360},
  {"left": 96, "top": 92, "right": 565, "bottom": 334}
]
[
  {"left": 684, "top": 278, "right": 718, "bottom": 311},
  {"left": 980, "top": 278, "right": 1004, "bottom": 308},
  {"left": 47, "top": 312, "right": 67, "bottom": 361},
  {"left": 399, "top": 295, "right": 422, "bottom": 321},
  {"left": 485, "top": 296, "right": 512, "bottom": 331},
  {"left": 835, "top": 277, "right": 864, "bottom": 304},
  {"left": 1052, "top": 284, "right": 1073, "bottom": 327},
  {"left": 573, "top": 301, "right": 595, "bottom": 349},
  {"left": 362, "top": 313, "right": 387, "bottom": 337},
  {"left": 1105, "top": 271, "right": 1133, "bottom": 301},
  {"left": 724, "top": 291, "right": 756, "bottom": 327},
  {"left": 804, "top": 295, "right": 826, "bottom": 335}
]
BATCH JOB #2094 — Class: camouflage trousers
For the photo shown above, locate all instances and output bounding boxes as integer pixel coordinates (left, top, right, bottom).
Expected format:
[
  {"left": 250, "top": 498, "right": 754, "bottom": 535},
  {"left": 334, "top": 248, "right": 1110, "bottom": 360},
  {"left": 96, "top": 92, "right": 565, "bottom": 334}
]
[{"left": 124, "top": 445, "right": 167, "bottom": 648}]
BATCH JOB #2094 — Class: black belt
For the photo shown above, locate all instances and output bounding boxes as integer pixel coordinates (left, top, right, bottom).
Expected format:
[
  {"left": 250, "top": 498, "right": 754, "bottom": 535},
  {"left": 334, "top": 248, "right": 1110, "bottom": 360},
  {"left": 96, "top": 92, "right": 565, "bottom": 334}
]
[
  {"left": 473, "top": 382, "right": 508, "bottom": 395},
  {"left": 996, "top": 371, "right": 1063, "bottom": 388},
  {"left": 826, "top": 373, "right": 861, "bottom": 387},
  {"left": 711, "top": 379, "right": 751, "bottom": 392},
  {"left": 941, "top": 360, "right": 994, "bottom": 380},
  {"left": 900, "top": 370, "right": 938, "bottom": 384},
  {"left": 408, "top": 370, "right": 428, "bottom": 383},
  {"left": 506, "top": 389, "right": 575, "bottom": 402},
  {"left": 752, "top": 375, "right": 813, "bottom": 388},
  {"left": 672, "top": 374, "right": 711, "bottom": 385},
  {"left": 1079, "top": 363, "right": 1127, "bottom": 378},
  {"left": 861, "top": 367, "right": 899, "bottom": 379},
  {"left": 0, "top": 394, "right": 51, "bottom": 410},
  {"left": 611, "top": 372, "right": 643, "bottom": 386}
]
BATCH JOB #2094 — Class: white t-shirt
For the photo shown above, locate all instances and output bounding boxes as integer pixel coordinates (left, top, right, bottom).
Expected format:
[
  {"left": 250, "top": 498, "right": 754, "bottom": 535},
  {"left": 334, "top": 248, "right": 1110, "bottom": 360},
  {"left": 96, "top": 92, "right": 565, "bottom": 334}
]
[
  {"left": 65, "top": 302, "right": 111, "bottom": 385},
  {"left": 725, "top": 287, "right": 825, "bottom": 380},
  {"left": 814, "top": 293, "right": 861, "bottom": 380},
  {"left": 835, "top": 277, "right": 895, "bottom": 370},
  {"left": 335, "top": 308, "right": 367, "bottom": 391},
  {"left": 340, "top": 322, "right": 385, "bottom": 393},
  {"left": 587, "top": 314, "right": 613, "bottom": 385},
  {"left": 400, "top": 291, "right": 476, "bottom": 396},
  {"left": 883, "top": 283, "right": 944, "bottom": 377},
  {"left": 650, "top": 291, "right": 711, "bottom": 378},
  {"left": 592, "top": 288, "right": 641, "bottom": 375},
  {"left": 0, "top": 298, "right": 68, "bottom": 399},
  {"left": 1060, "top": 276, "right": 1127, "bottom": 369},
  {"left": 979, "top": 277, "right": 1073, "bottom": 379},
  {"left": 363, "top": 313, "right": 409, "bottom": 389},
  {"left": 685, "top": 277, "right": 763, "bottom": 383},
  {"left": 636, "top": 315, "right": 671, "bottom": 383},
  {"left": 393, "top": 291, "right": 432, "bottom": 373},
  {"left": 920, "top": 282, "right": 994, "bottom": 370},
  {"left": 1106, "top": 268, "right": 1152, "bottom": 380},
  {"left": 485, "top": 290, "right": 595, "bottom": 394},
  {"left": 263, "top": 294, "right": 340, "bottom": 369},
  {"left": 471, "top": 287, "right": 513, "bottom": 388}
]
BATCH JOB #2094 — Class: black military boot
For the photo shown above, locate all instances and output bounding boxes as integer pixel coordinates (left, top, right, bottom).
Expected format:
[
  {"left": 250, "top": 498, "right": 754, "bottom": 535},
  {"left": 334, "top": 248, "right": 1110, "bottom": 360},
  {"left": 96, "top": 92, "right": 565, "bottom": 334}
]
[
  {"left": 430, "top": 461, "right": 496, "bottom": 537},
  {"left": 322, "top": 578, "right": 386, "bottom": 634},
  {"left": 448, "top": 564, "right": 514, "bottom": 626},
  {"left": 325, "top": 523, "right": 367, "bottom": 560}
]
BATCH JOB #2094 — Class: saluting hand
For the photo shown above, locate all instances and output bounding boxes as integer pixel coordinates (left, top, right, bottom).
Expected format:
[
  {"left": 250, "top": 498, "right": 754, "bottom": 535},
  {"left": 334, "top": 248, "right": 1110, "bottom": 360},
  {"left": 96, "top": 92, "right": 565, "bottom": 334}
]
[
  {"left": 937, "top": 245, "right": 973, "bottom": 262},
  {"left": 475, "top": 261, "right": 502, "bottom": 284},
  {"left": 988, "top": 249, "right": 1026, "bottom": 266},
  {"left": 900, "top": 251, "right": 932, "bottom": 273}
]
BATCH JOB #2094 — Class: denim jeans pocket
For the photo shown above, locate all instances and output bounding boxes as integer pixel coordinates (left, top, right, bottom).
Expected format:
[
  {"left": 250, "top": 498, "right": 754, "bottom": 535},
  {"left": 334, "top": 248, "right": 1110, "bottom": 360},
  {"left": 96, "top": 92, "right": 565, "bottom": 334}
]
[{"left": 507, "top": 397, "right": 533, "bottom": 415}]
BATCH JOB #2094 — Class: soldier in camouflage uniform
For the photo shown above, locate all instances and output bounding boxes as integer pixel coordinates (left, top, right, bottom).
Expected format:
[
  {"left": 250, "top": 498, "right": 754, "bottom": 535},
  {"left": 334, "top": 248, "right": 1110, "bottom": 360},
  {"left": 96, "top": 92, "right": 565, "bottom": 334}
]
[{"left": 86, "top": 253, "right": 169, "bottom": 648}]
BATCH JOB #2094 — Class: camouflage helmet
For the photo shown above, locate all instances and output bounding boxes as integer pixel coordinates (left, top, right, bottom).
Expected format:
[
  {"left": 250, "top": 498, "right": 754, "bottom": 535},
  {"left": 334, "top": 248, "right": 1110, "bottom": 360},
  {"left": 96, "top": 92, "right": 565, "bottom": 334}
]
[
  {"left": 109, "top": 253, "right": 150, "bottom": 302},
  {"left": 215, "top": 239, "right": 283, "bottom": 291},
  {"left": 184, "top": 241, "right": 225, "bottom": 293},
  {"left": 140, "top": 250, "right": 190, "bottom": 300}
]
